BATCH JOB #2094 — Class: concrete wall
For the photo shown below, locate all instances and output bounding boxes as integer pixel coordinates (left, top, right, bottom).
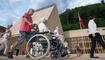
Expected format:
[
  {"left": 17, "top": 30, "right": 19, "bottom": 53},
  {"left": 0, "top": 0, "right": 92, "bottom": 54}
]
[{"left": 64, "top": 27, "right": 105, "bottom": 38}]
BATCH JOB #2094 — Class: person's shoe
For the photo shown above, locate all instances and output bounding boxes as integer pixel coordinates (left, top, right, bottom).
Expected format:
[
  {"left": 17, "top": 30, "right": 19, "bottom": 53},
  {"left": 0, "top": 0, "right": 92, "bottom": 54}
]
[
  {"left": 32, "top": 55, "right": 36, "bottom": 57},
  {"left": 46, "top": 55, "right": 50, "bottom": 57},
  {"left": 7, "top": 52, "right": 13, "bottom": 58},
  {"left": 3, "top": 54, "right": 7, "bottom": 56},
  {"left": 26, "top": 55, "right": 30, "bottom": 58},
  {"left": 90, "top": 56, "right": 99, "bottom": 58}
]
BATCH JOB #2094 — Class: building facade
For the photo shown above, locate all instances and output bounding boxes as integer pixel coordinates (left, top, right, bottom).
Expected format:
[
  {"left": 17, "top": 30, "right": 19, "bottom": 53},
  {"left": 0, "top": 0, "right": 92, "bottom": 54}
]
[{"left": 64, "top": 27, "right": 105, "bottom": 54}]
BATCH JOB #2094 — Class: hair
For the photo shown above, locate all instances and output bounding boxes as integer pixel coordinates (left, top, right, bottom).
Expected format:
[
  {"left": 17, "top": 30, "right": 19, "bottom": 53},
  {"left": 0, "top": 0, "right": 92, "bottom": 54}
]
[
  {"left": 56, "top": 26, "right": 59, "bottom": 29},
  {"left": 40, "top": 17, "right": 48, "bottom": 23},
  {"left": 28, "top": 8, "right": 34, "bottom": 13},
  {"left": 89, "top": 16, "right": 95, "bottom": 20}
]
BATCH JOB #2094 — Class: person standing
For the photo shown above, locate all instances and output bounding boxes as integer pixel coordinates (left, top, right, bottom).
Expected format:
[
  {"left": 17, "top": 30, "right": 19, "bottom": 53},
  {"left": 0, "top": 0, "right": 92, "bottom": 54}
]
[
  {"left": 54, "top": 26, "right": 60, "bottom": 36},
  {"left": 1, "top": 28, "right": 11, "bottom": 56},
  {"left": 8, "top": 8, "right": 35, "bottom": 58},
  {"left": 88, "top": 16, "right": 105, "bottom": 58}
]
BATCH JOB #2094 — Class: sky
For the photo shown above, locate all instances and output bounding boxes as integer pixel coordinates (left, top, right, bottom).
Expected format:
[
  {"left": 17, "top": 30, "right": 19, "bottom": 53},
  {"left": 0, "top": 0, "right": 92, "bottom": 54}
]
[{"left": 0, "top": 0, "right": 103, "bottom": 27}]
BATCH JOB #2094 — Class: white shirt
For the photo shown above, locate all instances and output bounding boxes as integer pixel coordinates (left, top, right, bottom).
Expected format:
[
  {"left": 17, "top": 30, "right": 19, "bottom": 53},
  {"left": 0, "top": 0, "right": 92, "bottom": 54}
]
[
  {"left": 54, "top": 29, "right": 60, "bottom": 36},
  {"left": 38, "top": 22, "right": 50, "bottom": 32},
  {"left": 88, "top": 20, "right": 98, "bottom": 34},
  {"left": 2, "top": 33, "right": 9, "bottom": 42}
]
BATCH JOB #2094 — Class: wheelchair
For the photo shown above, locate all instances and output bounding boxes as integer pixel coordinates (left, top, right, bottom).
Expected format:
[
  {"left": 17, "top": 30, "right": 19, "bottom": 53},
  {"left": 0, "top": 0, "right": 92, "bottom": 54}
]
[{"left": 26, "top": 31, "right": 68, "bottom": 59}]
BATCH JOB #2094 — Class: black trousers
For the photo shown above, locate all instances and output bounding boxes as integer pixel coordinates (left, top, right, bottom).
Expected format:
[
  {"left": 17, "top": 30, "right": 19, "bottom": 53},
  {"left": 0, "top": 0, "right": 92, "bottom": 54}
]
[{"left": 89, "top": 33, "right": 105, "bottom": 57}]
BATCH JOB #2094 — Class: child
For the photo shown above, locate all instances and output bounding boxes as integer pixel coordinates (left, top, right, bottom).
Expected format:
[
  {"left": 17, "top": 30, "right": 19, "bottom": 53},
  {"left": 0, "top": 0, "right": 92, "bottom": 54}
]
[{"left": 63, "top": 41, "right": 71, "bottom": 57}]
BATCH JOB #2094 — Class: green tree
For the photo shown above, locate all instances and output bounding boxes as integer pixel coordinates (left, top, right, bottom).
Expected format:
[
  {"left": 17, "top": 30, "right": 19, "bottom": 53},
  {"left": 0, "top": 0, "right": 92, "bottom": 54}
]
[
  {"left": 101, "top": 0, "right": 104, "bottom": 4},
  {"left": 59, "top": 3, "right": 105, "bottom": 31}
]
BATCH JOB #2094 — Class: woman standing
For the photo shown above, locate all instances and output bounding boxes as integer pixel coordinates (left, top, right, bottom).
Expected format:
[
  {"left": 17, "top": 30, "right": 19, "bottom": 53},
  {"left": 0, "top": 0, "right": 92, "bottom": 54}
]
[{"left": 88, "top": 16, "right": 105, "bottom": 58}]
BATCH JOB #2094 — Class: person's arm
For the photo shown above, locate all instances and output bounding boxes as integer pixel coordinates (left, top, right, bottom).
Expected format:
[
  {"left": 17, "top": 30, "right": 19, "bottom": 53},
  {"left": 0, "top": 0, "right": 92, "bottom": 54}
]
[
  {"left": 31, "top": 24, "right": 39, "bottom": 31},
  {"left": 32, "top": 27, "right": 38, "bottom": 31},
  {"left": 6, "top": 31, "right": 12, "bottom": 40},
  {"left": 8, "top": 31, "right": 11, "bottom": 37},
  {"left": 44, "top": 25, "right": 50, "bottom": 32},
  {"left": 54, "top": 30, "right": 56, "bottom": 35},
  {"left": 23, "top": 17, "right": 33, "bottom": 26}
]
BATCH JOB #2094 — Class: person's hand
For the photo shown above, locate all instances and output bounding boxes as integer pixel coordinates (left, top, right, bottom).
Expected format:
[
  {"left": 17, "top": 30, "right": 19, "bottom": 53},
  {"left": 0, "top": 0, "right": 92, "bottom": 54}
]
[
  {"left": 7, "top": 37, "right": 11, "bottom": 40},
  {"left": 29, "top": 23, "right": 34, "bottom": 27},
  {"left": 29, "top": 23, "right": 32, "bottom": 26},
  {"left": 92, "top": 34, "right": 96, "bottom": 37},
  {"left": 103, "top": 29, "right": 105, "bottom": 30}
]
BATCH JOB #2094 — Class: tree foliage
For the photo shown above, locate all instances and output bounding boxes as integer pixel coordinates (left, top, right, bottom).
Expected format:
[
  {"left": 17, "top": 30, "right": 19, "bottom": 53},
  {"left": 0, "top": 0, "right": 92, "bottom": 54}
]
[
  {"left": 101, "top": 0, "right": 104, "bottom": 4},
  {"left": 59, "top": 3, "right": 105, "bottom": 31}
]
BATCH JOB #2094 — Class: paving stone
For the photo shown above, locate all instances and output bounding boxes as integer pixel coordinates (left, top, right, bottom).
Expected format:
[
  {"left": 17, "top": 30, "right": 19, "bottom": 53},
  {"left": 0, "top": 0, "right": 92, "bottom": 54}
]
[{"left": 0, "top": 54, "right": 105, "bottom": 60}]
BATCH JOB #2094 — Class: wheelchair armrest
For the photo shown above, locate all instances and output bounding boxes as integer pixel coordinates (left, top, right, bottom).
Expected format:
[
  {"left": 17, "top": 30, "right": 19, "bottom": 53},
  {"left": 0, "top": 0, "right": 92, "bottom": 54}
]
[{"left": 50, "top": 32, "right": 54, "bottom": 35}]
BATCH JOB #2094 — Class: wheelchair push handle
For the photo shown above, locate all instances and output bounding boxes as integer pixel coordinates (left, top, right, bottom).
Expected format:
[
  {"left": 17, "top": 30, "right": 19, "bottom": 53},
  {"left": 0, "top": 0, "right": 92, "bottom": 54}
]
[{"left": 38, "top": 31, "right": 49, "bottom": 34}]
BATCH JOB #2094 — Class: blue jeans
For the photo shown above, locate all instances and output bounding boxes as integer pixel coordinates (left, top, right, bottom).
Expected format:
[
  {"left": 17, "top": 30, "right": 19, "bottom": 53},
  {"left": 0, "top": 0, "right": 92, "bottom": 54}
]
[{"left": 17, "top": 31, "right": 31, "bottom": 45}]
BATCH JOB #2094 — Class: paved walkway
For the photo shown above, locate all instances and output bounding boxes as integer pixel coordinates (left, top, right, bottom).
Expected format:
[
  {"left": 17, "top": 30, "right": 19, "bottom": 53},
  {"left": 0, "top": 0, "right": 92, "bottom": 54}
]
[{"left": 0, "top": 54, "right": 105, "bottom": 60}]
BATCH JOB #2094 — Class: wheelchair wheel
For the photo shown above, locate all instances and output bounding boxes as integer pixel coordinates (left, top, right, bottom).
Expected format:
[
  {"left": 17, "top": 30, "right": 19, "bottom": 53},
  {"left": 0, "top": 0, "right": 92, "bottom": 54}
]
[{"left": 26, "top": 34, "right": 50, "bottom": 59}]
